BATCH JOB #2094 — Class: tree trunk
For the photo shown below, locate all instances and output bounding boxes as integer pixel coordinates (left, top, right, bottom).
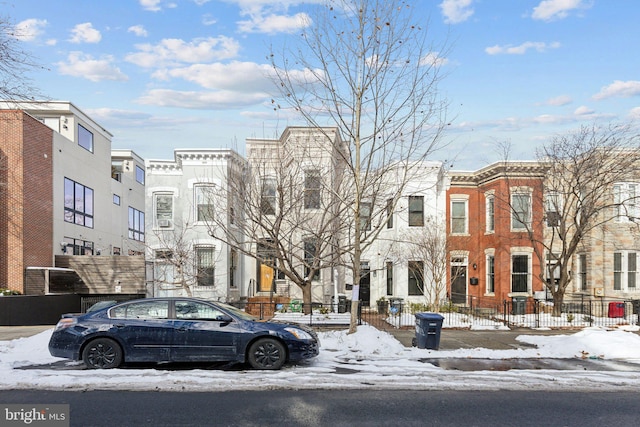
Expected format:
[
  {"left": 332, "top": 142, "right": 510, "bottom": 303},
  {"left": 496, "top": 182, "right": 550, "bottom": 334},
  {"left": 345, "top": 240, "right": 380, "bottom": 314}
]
[{"left": 302, "top": 282, "right": 312, "bottom": 315}]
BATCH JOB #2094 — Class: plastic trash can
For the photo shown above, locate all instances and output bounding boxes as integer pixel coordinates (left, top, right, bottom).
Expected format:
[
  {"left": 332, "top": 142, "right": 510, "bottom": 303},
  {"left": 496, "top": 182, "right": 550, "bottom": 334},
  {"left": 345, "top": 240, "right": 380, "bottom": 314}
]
[
  {"left": 512, "top": 296, "right": 527, "bottom": 315},
  {"left": 414, "top": 312, "right": 444, "bottom": 350},
  {"left": 608, "top": 302, "right": 625, "bottom": 318}
]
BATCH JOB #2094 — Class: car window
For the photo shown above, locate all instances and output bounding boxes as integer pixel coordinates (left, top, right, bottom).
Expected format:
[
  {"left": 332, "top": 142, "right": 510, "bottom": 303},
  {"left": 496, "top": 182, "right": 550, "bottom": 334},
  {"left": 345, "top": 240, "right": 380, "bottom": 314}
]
[
  {"left": 111, "top": 301, "right": 169, "bottom": 319},
  {"left": 175, "top": 301, "right": 227, "bottom": 321}
]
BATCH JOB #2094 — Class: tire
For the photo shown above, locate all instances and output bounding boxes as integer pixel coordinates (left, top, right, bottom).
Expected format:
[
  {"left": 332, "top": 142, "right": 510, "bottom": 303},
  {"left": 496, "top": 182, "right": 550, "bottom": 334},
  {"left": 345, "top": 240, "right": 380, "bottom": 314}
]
[
  {"left": 82, "top": 338, "right": 123, "bottom": 369},
  {"left": 248, "top": 338, "right": 286, "bottom": 370}
]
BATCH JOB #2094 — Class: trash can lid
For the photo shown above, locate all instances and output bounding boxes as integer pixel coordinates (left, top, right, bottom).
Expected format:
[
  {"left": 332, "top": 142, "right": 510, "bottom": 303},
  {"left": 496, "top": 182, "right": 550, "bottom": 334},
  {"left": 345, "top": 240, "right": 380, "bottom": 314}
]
[{"left": 415, "top": 312, "right": 444, "bottom": 320}]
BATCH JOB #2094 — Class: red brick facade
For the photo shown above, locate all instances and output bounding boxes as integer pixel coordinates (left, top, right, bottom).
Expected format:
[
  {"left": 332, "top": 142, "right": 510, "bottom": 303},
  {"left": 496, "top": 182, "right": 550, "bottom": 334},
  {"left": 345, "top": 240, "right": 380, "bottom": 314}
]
[
  {"left": 0, "top": 111, "right": 53, "bottom": 292},
  {"left": 447, "top": 163, "right": 547, "bottom": 306}
]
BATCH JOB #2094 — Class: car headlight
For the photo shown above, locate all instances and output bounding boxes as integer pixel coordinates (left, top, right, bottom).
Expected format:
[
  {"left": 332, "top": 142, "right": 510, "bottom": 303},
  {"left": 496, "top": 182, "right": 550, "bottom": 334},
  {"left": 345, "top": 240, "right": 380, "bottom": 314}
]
[{"left": 284, "top": 327, "right": 313, "bottom": 340}]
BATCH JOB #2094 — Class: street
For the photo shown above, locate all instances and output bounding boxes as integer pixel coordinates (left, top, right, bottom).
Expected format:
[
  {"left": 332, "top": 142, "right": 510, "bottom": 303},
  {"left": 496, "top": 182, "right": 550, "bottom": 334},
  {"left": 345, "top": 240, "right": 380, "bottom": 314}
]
[{"left": 0, "top": 389, "right": 636, "bottom": 427}]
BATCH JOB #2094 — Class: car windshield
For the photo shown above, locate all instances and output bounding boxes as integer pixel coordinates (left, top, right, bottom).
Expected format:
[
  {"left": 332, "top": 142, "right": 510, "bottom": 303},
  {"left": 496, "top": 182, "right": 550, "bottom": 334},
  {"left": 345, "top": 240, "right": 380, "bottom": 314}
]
[{"left": 217, "top": 302, "right": 257, "bottom": 321}]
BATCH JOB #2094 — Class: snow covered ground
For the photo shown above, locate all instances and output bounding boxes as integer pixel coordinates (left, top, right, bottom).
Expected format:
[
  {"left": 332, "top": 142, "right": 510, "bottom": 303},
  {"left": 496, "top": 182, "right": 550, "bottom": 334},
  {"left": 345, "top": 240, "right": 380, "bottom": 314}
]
[{"left": 2, "top": 324, "right": 640, "bottom": 392}]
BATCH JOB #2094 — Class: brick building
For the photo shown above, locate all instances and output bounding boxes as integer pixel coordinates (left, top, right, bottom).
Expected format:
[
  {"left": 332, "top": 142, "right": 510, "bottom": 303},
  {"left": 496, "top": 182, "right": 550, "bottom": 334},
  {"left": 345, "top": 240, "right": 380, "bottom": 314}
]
[{"left": 447, "top": 162, "right": 548, "bottom": 307}]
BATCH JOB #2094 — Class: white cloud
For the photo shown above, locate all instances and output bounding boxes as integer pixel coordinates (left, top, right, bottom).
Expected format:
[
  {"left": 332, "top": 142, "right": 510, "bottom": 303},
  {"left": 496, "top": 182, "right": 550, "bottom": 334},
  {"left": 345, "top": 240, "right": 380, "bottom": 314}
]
[
  {"left": 420, "top": 52, "right": 449, "bottom": 68},
  {"left": 439, "top": 0, "right": 474, "bottom": 24},
  {"left": 69, "top": 23, "right": 102, "bottom": 44},
  {"left": 202, "top": 14, "right": 217, "bottom": 26},
  {"left": 238, "top": 12, "right": 311, "bottom": 34},
  {"left": 140, "top": 0, "right": 162, "bottom": 11},
  {"left": 136, "top": 88, "right": 268, "bottom": 109},
  {"left": 485, "top": 41, "right": 561, "bottom": 55},
  {"left": 593, "top": 80, "right": 640, "bottom": 100},
  {"left": 56, "top": 52, "right": 128, "bottom": 82},
  {"left": 126, "top": 37, "right": 240, "bottom": 68},
  {"left": 14, "top": 19, "right": 47, "bottom": 42},
  {"left": 159, "top": 61, "right": 275, "bottom": 92},
  {"left": 128, "top": 25, "right": 148, "bottom": 37},
  {"left": 546, "top": 95, "right": 572, "bottom": 106},
  {"left": 574, "top": 105, "right": 594, "bottom": 115},
  {"left": 629, "top": 107, "right": 640, "bottom": 120},
  {"left": 531, "top": 0, "right": 592, "bottom": 22}
]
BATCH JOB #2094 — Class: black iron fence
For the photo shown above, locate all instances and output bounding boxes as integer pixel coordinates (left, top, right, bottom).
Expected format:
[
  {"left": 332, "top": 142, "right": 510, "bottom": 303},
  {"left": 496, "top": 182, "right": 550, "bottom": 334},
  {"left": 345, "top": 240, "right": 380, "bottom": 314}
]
[{"left": 231, "top": 296, "right": 640, "bottom": 330}]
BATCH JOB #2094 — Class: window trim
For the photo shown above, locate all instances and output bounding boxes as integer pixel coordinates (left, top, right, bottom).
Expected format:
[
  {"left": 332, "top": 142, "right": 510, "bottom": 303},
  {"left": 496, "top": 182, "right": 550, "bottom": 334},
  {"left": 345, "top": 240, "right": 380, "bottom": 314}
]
[
  {"left": 511, "top": 189, "right": 532, "bottom": 231},
  {"left": 485, "top": 193, "right": 495, "bottom": 233},
  {"left": 408, "top": 260, "right": 424, "bottom": 296},
  {"left": 77, "top": 124, "right": 94, "bottom": 153},
  {"left": 408, "top": 195, "right": 424, "bottom": 227},
  {"left": 128, "top": 206, "right": 145, "bottom": 242},
  {"left": 613, "top": 251, "right": 638, "bottom": 291},
  {"left": 510, "top": 251, "right": 532, "bottom": 294},
  {"left": 450, "top": 197, "right": 468, "bottom": 235},
  {"left": 64, "top": 177, "right": 94, "bottom": 228}
]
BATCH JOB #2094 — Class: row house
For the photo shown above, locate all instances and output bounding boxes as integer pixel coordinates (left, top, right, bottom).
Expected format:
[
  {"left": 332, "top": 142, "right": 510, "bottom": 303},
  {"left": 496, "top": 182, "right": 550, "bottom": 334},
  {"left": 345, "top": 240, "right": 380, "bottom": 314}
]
[
  {"left": 447, "top": 162, "right": 548, "bottom": 307},
  {"left": 0, "top": 101, "right": 145, "bottom": 297},
  {"left": 145, "top": 149, "right": 247, "bottom": 301}
]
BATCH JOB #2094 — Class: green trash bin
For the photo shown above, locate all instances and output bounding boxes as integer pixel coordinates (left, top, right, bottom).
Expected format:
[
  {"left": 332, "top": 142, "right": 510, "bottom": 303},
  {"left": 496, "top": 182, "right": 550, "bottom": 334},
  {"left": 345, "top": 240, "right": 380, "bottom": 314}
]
[{"left": 414, "top": 312, "right": 444, "bottom": 350}]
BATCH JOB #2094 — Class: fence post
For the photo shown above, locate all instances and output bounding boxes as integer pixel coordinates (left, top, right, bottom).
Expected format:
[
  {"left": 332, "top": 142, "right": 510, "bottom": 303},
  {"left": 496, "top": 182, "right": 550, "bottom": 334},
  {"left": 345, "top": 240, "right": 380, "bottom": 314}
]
[{"left": 503, "top": 300, "right": 507, "bottom": 325}]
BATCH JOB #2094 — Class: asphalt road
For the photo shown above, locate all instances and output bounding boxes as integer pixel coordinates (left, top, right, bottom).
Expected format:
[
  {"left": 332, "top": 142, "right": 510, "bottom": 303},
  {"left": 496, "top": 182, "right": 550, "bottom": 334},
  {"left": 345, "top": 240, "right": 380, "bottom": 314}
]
[{"left": 0, "top": 389, "right": 637, "bottom": 427}]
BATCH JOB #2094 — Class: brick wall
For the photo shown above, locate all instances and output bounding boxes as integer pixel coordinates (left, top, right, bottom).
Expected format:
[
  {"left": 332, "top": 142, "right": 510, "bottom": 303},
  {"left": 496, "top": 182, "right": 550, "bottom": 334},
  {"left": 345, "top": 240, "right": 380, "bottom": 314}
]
[{"left": 0, "top": 111, "right": 53, "bottom": 293}]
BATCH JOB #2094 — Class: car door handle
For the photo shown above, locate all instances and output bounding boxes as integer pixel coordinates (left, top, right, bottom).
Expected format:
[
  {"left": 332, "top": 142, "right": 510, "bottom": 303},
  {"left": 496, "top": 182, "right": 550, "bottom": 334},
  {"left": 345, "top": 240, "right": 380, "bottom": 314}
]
[
  {"left": 114, "top": 323, "right": 125, "bottom": 328},
  {"left": 176, "top": 327, "right": 188, "bottom": 333}
]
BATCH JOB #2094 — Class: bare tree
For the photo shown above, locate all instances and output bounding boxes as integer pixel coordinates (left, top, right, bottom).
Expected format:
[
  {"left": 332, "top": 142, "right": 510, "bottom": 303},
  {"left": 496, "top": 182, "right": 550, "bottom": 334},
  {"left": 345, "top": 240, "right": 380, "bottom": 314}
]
[
  {"left": 0, "top": 15, "right": 44, "bottom": 101},
  {"left": 270, "top": 0, "right": 450, "bottom": 332},
  {"left": 208, "top": 129, "right": 345, "bottom": 313},
  {"left": 149, "top": 222, "right": 222, "bottom": 299},
  {"left": 392, "top": 217, "right": 447, "bottom": 311},
  {"left": 508, "top": 124, "right": 640, "bottom": 316}
]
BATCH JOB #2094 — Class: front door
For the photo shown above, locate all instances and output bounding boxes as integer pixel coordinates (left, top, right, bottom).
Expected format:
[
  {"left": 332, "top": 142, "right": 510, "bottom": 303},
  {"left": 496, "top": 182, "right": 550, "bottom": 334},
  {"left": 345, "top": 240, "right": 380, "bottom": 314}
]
[{"left": 451, "top": 266, "right": 467, "bottom": 304}]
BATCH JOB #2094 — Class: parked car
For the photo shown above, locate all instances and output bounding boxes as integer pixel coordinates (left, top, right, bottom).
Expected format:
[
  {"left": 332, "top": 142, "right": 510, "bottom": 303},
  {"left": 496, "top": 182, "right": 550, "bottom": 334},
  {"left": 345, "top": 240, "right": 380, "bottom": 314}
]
[{"left": 49, "top": 297, "right": 320, "bottom": 370}]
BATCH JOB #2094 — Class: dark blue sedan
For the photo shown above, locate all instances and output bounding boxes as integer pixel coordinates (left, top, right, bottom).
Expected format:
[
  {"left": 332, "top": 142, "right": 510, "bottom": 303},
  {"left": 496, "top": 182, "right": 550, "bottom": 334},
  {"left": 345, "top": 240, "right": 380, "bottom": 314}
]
[{"left": 49, "top": 297, "right": 320, "bottom": 370}]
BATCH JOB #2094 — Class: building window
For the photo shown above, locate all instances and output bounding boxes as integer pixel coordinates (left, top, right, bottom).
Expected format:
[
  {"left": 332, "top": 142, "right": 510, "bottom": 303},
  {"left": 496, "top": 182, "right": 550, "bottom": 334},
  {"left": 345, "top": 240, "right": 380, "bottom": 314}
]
[
  {"left": 230, "top": 248, "right": 237, "bottom": 288},
  {"left": 78, "top": 124, "right": 93, "bottom": 152},
  {"left": 112, "top": 160, "right": 123, "bottom": 182},
  {"left": 386, "top": 262, "right": 393, "bottom": 295},
  {"left": 64, "top": 178, "right": 94, "bottom": 228},
  {"left": 386, "top": 199, "right": 393, "bottom": 229},
  {"left": 154, "top": 250, "right": 175, "bottom": 287},
  {"left": 113, "top": 194, "right": 120, "bottom": 205},
  {"left": 408, "top": 261, "right": 424, "bottom": 296},
  {"left": 128, "top": 207, "right": 145, "bottom": 241},
  {"left": 486, "top": 255, "right": 495, "bottom": 293},
  {"left": 304, "top": 237, "right": 320, "bottom": 281},
  {"left": 154, "top": 193, "right": 173, "bottom": 228},
  {"left": 304, "top": 169, "right": 321, "bottom": 209},
  {"left": 451, "top": 199, "right": 467, "bottom": 234},
  {"left": 408, "top": 196, "right": 424, "bottom": 227},
  {"left": 261, "top": 178, "right": 276, "bottom": 215},
  {"left": 614, "top": 251, "right": 637, "bottom": 291},
  {"left": 614, "top": 183, "right": 638, "bottom": 221},
  {"left": 486, "top": 195, "right": 494, "bottom": 233},
  {"left": 511, "top": 254, "right": 529, "bottom": 293},
  {"left": 511, "top": 193, "right": 531, "bottom": 230},
  {"left": 195, "top": 185, "right": 215, "bottom": 222},
  {"left": 545, "top": 192, "right": 562, "bottom": 227},
  {"left": 579, "top": 254, "right": 587, "bottom": 291},
  {"left": 360, "top": 202, "right": 371, "bottom": 231},
  {"left": 196, "top": 246, "right": 215, "bottom": 286},
  {"left": 136, "top": 165, "right": 145, "bottom": 185}
]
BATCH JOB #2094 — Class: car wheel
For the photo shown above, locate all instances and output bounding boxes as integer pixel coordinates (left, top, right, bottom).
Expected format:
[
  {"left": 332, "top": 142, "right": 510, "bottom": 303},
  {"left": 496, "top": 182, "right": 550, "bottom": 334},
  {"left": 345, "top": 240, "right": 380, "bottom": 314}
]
[
  {"left": 248, "top": 338, "right": 286, "bottom": 370},
  {"left": 82, "top": 338, "right": 123, "bottom": 369}
]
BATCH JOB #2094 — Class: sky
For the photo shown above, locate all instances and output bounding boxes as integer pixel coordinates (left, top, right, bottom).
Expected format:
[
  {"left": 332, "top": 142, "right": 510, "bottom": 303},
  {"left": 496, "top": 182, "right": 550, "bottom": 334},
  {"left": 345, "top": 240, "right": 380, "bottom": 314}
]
[
  {"left": 5, "top": 0, "right": 640, "bottom": 169},
  {"left": 2, "top": 323, "right": 640, "bottom": 392}
]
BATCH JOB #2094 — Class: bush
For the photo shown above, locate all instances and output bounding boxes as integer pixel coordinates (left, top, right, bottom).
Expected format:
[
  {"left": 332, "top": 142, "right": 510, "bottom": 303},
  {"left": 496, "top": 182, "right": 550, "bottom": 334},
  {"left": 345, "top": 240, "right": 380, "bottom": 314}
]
[{"left": 0, "top": 288, "right": 21, "bottom": 296}]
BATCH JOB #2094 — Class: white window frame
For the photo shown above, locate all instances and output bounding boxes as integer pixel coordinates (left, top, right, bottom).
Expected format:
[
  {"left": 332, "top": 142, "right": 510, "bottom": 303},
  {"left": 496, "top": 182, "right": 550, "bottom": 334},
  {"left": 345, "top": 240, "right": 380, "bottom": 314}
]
[
  {"left": 154, "top": 192, "right": 174, "bottom": 229},
  {"left": 510, "top": 248, "right": 532, "bottom": 295},
  {"left": 485, "top": 192, "right": 495, "bottom": 233},
  {"left": 613, "top": 251, "right": 638, "bottom": 291},
  {"left": 485, "top": 249, "right": 495, "bottom": 295},
  {"left": 614, "top": 183, "right": 638, "bottom": 221},
  {"left": 511, "top": 188, "right": 532, "bottom": 231},
  {"left": 194, "top": 184, "right": 215, "bottom": 223},
  {"left": 450, "top": 196, "right": 469, "bottom": 235}
]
